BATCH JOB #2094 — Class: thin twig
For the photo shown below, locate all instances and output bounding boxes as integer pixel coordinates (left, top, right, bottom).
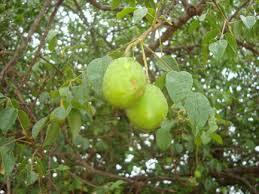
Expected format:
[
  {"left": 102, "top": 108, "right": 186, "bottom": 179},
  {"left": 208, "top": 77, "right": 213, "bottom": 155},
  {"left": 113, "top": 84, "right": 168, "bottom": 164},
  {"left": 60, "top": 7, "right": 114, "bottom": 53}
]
[
  {"left": 124, "top": 20, "right": 163, "bottom": 55},
  {"left": 22, "top": 0, "right": 64, "bottom": 83},
  {"left": 237, "top": 40, "right": 259, "bottom": 55},
  {"left": 136, "top": 0, "right": 205, "bottom": 63},
  {"left": 69, "top": 172, "right": 97, "bottom": 188},
  {"left": 229, "top": 0, "right": 251, "bottom": 22},
  {"left": 6, "top": 176, "right": 11, "bottom": 194},
  {"left": 140, "top": 42, "right": 150, "bottom": 82},
  {"left": 12, "top": 84, "right": 37, "bottom": 122},
  {"left": 211, "top": 0, "right": 233, "bottom": 35}
]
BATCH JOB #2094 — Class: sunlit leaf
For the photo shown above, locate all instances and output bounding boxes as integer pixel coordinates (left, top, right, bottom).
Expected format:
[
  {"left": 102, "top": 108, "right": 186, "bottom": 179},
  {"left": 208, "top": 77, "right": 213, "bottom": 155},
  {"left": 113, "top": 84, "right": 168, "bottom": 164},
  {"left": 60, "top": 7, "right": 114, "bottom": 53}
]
[
  {"left": 133, "top": 7, "right": 148, "bottom": 23},
  {"left": 67, "top": 109, "right": 82, "bottom": 142},
  {"left": 209, "top": 39, "right": 228, "bottom": 59},
  {"left": 116, "top": 7, "right": 135, "bottom": 19},
  {"left": 184, "top": 92, "right": 211, "bottom": 131},
  {"left": 166, "top": 71, "right": 193, "bottom": 104},
  {"left": 240, "top": 15, "right": 256, "bottom": 29}
]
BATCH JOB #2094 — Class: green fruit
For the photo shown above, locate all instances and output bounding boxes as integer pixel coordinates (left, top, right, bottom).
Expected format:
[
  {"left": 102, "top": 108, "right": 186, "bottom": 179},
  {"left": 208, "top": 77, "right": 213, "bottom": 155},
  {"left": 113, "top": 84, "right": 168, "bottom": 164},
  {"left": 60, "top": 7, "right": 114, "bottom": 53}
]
[
  {"left": 126, "top": 84, "right": 168, "bottom": 132},
  {"left": 102, "top": 57, "right": 146, "bottom": 108},
  {"left": 194, "top": 169, "right": 201, "bottom": 178}
]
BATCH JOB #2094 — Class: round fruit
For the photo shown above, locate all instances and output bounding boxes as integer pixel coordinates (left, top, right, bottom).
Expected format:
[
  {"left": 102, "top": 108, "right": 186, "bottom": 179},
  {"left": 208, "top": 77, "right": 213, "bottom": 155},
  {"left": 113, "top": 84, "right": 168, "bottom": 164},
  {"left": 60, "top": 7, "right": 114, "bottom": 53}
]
[
  {"left": 194, "top": 169, "right": 201, "bottom": 178},
  {"left": 102, "top": 57, "right": 146, "bottom": 108},
  {"left": 126, "top": 84, "right": 168, "bottom": 132}
]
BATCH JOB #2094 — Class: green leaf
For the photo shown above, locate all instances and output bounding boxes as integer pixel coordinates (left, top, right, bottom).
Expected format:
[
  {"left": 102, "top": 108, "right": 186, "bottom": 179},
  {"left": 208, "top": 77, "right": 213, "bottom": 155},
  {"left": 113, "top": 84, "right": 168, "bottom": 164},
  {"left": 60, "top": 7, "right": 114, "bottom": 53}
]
[
  {"left": 144, "top": 0, "right": 155, "bottom": 8},
  {"left": 110, "top": 180, "right": 125, "bottom": 190},
  {"left": 211, "top": 133, "right": 223, "bottom": 145},
  {"left": 32, "top": 117, "right": 48, "bottom": 140},
  {"left": 184, "top": 92, "right": 211, "bottom": 131},
  {"left": 173, "top": 143, "right": 183, "bottom": 154},
  {"left": 154, "top": 74, "right": 166, "bottom": 89},
  {"left": 208, "top": 109, "right": 218, "bottom": 133},
  {"left": 188, "top": 19, "right": 199, "bottom": 33},
  {"left": 240, "top": 15, "right": 256, "bottom": 29},
  {"left": 50, "top": 107, "right": 67, "bottom": 122},
  {"left": 59, "top": 87, "right": 73, "bottom": 101},
  {"left": 14, "top": 14, "right": 24, "bottom": 24},
  {"left": 86, "top": 56, "right": 112, "bottom": 96},
  {"left": 47, "top": 30, "right": 58, "bottom": 41},
  {"left": 199, "top": 12, "right": 207, "bottom": 21},
  {"left": 111, "top": 0, "right": 121, "bottom": 9},
  {"left": 0, "top": 149, "right": 16, "bottom": 176},
  {"left": 48, "top": 36, "right": 57, "bottom": 52},
  {"left": 133, "top": 7, "right": 148, "bottom": 23},
  {"left": 43, "top": 122, "right": 60, "bottom": 146},
  {"left": 0, "top": 107, "right": 18, "bottom": 132},
  {"left": 39, "top": 91, "right": 50, "bottom": 104},
  {"left": 18, "top": 110, "right": 31, "bottom": 134},
  {"left": 194, "top": 169, "right": 202, "bottom": 178},
  {"left": 165, "top": 71, "right": 193, "bottom": 104},
  {"left": 156, "top": 127, "right": 171, "bottom": 151},
  {"left": 56, "top": 164, "right": 70, "bottom": 171},
  {"left": 47, "top": 30, "right": 58, "bottom": 51},
  {"left": 146, "top": 8, "right": 156, "bottom": 24},
  {"left": 108, "top": 49, "right": 124, "bottom": 59},
  {"left": 209, "top": 39, "right": 228, "bottom": 59},
  {"left": 225, "top": 32, "right": 237, "bottom": 53},
  {"left": 73, "top": 135, "right": 89, "bottom": 150},
  {"left": 67, "top": 109, "right": 82, "bottom": 142},
  {"left": 156, "top": 121, "right": 174, "bottom": 151},
  {"left": 116, "top": 7, "right": 135, "bottom": 19},
  {"left": 0, "top": 92, "right": 5, "bottom": 99},
  {"left": 201, "top": 131, "right": 211, "bottom": 145},
  {"left": 26, "top": 170, "right": 39, "bottom": 185},
  {"left": 201, "top": 29, "right": 218, "bottom": 64},
  {"left": 155, "top": 55, "right": 179, "bottom": 72}
]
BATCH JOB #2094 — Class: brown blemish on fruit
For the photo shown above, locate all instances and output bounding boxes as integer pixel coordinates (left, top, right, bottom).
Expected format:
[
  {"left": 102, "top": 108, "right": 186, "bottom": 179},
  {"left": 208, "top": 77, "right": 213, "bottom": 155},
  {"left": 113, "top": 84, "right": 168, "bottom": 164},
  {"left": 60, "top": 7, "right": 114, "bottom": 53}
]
[
  {"left": 131, "top": 79, "right": 137, "bottom": 90},
  {"left": 135, "top": 88, "right": 144, "bottom": 97}
]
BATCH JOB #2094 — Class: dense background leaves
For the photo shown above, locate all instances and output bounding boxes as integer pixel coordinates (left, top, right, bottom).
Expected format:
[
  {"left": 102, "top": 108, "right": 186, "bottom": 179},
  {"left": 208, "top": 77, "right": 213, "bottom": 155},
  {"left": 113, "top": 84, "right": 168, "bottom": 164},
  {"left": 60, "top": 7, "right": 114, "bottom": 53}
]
[{"left": 0, "top": 0, "right": 258, "bottom": 193}]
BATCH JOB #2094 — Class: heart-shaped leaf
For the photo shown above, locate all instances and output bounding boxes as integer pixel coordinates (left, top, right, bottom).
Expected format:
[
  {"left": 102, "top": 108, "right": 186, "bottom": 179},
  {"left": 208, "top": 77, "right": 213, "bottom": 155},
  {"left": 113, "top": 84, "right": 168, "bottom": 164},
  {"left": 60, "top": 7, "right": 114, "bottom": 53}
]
[
  {"left": 165, "top": 71, "right": 193, "bottom": 104},
  {"left": 184, "top": 92, "right": 211, "bottom": 132},
  {"left": 240, "top": 15, "right": 256, "bottom": 29},
  {"left": 209, "top": 39, "right": 228, "bottom": 59}
]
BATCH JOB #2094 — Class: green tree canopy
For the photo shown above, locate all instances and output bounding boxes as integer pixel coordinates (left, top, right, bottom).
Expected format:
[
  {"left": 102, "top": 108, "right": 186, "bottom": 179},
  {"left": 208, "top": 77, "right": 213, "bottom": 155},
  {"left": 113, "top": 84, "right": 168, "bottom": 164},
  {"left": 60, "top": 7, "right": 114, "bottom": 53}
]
[{"left": 0, "top": 0, "right": 258, "bottom": 193}]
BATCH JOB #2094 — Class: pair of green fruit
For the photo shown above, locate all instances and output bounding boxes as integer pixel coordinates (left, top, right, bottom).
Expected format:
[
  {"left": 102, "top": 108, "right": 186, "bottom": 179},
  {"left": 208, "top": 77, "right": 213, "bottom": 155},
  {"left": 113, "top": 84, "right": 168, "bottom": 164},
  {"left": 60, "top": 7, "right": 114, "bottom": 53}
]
[{"left": 102, "top": 57, "right": 168, "bottom": 132}]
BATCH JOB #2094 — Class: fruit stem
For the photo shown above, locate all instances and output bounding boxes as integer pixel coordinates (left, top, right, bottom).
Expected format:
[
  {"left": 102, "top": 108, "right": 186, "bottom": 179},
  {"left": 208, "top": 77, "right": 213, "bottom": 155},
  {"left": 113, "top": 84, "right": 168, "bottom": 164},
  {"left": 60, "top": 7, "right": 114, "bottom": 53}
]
[
  {"left": 124, "top": 20, "right": 163, "bottom": 56},
  {"left": 140, "top": 42, "right": 150, "bottom": 83}
]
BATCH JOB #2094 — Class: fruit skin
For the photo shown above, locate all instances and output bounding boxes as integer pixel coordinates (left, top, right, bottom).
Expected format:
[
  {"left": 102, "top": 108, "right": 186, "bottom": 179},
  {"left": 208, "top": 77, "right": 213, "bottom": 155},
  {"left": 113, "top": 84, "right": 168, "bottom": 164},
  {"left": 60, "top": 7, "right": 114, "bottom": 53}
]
[
  {"left": 126, "top": 84, "right": 168, "bottom": 132},
  {"left": 102, "top": 57, "right": 146, "bottom": 108}
]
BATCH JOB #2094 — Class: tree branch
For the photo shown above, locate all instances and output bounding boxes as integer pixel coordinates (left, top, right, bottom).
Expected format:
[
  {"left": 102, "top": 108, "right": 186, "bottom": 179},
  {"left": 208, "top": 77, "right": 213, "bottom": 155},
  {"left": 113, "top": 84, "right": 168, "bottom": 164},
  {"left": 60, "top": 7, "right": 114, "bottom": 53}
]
[
  {"left": 65, "top": 1, "right": 115, "bottom": 50},
  {"left": 55, "top": 151, "right": 177, "bottom": 193},
  {"left": 157, "top": 40, "right": 258, "bottom": 56},
  {"left": 0, "top": 0, "right": 52, "bottom": 82},
  {"left": 137, "top": 0, "right": 205, "bottom": 63},
  {"left": 22, "top": 0, "right": 64, "bottom": 83},
  {"left": 161, "top": 44, "right": 199, "bottom": 54},
  {"left": 229, "top": 0, "right": 251, "bottom": 22},
  {"left": 224, "top": 166, "right": 259, "bottom": 176},
  {"left": 12, "top": 84, "right": 37, "bottom": 122},
  {"left": 237, "top": 40, "right": 259, "bottom": 55},
  {"left": 212, "top": 171, "right": 259, "bottom": 194},
  {"left": 73, "top": 0, "right": 100, "bottom": 54}
]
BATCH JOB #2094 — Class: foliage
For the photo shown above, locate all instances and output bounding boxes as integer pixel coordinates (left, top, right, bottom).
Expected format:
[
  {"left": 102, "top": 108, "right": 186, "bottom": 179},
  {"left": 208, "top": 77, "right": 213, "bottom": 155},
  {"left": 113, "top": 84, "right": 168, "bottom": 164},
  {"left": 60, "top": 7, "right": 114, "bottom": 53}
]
[{"left": 0, "top": 0, "right": 258, "bottom": 193}]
